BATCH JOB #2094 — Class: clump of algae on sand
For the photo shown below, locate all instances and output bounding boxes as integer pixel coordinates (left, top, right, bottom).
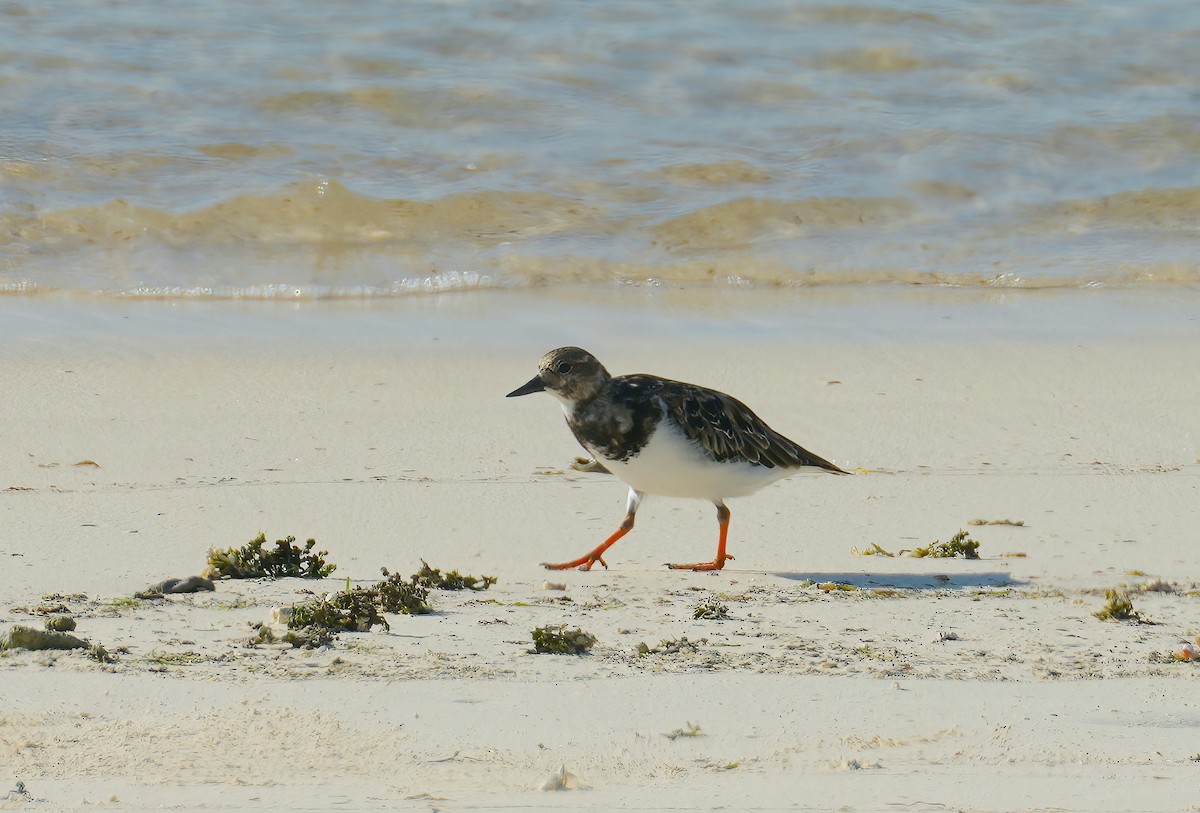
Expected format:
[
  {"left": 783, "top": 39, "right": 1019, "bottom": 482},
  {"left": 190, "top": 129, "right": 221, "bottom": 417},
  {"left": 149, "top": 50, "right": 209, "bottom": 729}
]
[
  {"left": 904, "top": 530, "right": 981, "bottom": 559},
  {"left": 531, "top": 625, "right": 596, "bottom": 654},
  {"left": 692, "top": 598, "right": 729, "bottom": 620},
  {"left": 1093, "top": 589, "right": 1148, "bottom": 623},
  {"left": 252, "top": 561, "right": 497, "bottom": 649},
  {"left": 1, "top": 625, "right": 88, "bottom": 652},
  {"left": 852, "top": 531, "right": 981, "bottom": 559},
  {"left": 206, "top": 533, "right": 336, "bottom": 579},
  {"left": 410, "top": 560, "right": 498, "bottom": 591}
]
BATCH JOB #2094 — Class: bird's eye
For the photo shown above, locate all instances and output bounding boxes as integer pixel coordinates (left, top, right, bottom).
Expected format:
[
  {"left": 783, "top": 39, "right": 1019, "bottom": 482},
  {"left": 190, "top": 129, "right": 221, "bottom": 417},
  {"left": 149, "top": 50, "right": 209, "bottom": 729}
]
[{"left": 556, "top": 362, "right": 572, "bottom": 374}]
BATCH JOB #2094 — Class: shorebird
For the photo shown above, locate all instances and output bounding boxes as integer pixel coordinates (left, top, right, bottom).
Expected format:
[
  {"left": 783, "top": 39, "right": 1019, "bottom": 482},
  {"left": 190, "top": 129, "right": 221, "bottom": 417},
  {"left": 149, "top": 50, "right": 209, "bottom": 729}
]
[{"left": 507, "top": 347, "right": 847, "bottom": 571}]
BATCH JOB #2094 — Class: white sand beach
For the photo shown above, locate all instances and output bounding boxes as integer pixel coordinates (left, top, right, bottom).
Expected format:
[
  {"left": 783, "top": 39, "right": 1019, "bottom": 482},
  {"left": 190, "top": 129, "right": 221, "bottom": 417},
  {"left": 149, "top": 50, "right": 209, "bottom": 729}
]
[
  {"left": 2, "top": 299, "right": 1199, "bottom": 811},
  {"left": 7, "top": 0, "right": 1200, "bottom": 808}
]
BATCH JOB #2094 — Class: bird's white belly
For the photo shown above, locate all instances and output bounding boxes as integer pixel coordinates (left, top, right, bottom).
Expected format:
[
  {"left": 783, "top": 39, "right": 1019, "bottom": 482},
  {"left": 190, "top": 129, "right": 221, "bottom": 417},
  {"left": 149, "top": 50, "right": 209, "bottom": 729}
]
[{"left": 588, "top": 420, "right": 796, "bottom": 500}]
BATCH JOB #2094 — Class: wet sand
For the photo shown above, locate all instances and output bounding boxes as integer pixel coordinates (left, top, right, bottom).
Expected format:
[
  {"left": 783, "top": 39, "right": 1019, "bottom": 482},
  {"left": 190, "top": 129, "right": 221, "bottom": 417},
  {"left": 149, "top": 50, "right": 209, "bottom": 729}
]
[{"left": 2, "top": 300, "right": 1199, "bottom": 810}]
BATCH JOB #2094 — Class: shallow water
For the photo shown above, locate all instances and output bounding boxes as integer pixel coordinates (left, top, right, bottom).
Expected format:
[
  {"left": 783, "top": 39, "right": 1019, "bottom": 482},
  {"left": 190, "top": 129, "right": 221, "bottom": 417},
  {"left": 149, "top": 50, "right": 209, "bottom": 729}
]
[{"left": 2, "top": 1, "right": 1200, "bottom": 299}]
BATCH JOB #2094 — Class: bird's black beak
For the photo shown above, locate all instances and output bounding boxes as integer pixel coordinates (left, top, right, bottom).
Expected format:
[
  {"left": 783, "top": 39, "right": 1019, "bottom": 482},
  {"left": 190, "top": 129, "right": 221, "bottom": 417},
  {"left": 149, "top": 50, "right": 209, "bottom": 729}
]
[{"left": 506, "top": 374, "right": 547, "bottom": 398}]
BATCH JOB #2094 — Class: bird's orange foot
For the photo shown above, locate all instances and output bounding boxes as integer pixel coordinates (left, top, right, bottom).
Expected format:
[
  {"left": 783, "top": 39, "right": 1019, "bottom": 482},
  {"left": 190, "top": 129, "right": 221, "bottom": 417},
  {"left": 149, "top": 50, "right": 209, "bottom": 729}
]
[
  {"left": 666, "top": 554, "right": 734, "bottom": 572},
  {"left": 541, "top": 554, "right": 608, "bottom": 571}
]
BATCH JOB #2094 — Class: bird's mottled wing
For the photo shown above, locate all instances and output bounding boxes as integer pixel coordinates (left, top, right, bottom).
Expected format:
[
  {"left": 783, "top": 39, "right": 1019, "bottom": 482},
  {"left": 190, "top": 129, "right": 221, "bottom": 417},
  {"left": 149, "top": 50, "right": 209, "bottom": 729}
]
[{"left": 656, "top": 379, "right": 846, "bottom": 472}]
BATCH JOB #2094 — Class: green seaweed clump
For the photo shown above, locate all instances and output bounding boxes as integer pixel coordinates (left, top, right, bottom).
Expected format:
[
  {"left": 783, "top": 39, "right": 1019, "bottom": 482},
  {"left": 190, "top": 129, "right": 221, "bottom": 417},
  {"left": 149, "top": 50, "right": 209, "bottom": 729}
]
[
  {"left": 44, "top": 615, "right": 76, "bottom": 632},
  {"left": 258, "top": 560, "right": 494, "bottom": 648},
  {"left": 1094, "top": 589, "right": 1145, "bottom": 622},
  {"left": 206, "top": 533, "right": 336, "bottom": 579},
  {"left": 531, "top": 625, "right": 596, "bottom": 654},
  {"left": 1, "top": 624, "right": 89, "bottom": 652},
  {"left": 693, "top": 599, "right": 729, "bottom": 620},
  {"left": 269, "top": 567, "right": 442, "bottom": 648},
  {"left": 409, "top": 560, "right": 498, "bottom": 591},
  {"left": 906, "top": 530, "right": 980, "bottom": 559},
  {"left": 288, "top": 587, "right": 389, "bottom": 633},
  {"left": 375, "top": 570, "right": 434, "bottom": 615}
]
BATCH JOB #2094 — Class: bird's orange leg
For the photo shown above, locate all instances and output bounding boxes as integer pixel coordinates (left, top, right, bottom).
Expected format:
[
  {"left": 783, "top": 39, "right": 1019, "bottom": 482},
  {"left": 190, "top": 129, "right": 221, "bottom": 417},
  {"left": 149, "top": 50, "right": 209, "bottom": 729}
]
[
  {"left": 541, "top": 522, "right": 631, "bottom": 571},
  {"left": 667, "top": 502, "right": 735, "bottom": 571},
  {"left": 542, "top": 488, "right": 642, "bottom": 571}
]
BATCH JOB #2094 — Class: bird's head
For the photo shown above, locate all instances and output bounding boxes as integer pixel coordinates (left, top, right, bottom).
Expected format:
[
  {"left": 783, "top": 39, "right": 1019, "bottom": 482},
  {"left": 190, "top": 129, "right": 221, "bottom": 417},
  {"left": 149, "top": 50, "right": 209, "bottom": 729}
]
[{"left": 506, "top": 346, "right": 611, "bottom": 406}]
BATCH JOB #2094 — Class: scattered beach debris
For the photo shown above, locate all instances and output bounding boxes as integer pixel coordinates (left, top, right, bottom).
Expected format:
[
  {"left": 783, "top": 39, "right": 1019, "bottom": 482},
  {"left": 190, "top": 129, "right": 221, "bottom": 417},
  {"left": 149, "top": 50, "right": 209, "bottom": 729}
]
[
  {"left": 13, "top": 600, "right": 71, "bottom": 616},
  {"left": 692, "top": 598, "right": 729, "bottom": 620},
  {"left": 146, "top": 649, "right": 207, "bottom": 667},
  {"left": 135, "top": 575, "right": 215, "bottom": 599},
  {"left": 42, "top": 592, "right": 87, "bottom": 602},
  {"left": 409, "top": 560, "right": 497, "bottom": 591},
  {"left": 101, "top": 596, "right": 143, "bottom": 613},
  {"left": 664, "top": 722, "right": 703, "bottom": 740},
  {"left": 72, "top": 460, "right": 100, "bottom": 468},
  {"left": 934, "top": 631, "right": 960, "bottom": 643},
  {"left": 249, "top": 561, "right": 498, "bottom": 649},
  {"left": 635, "top": 636, "right": 705, "bottom": 656},
  {"left": 404, "top": 792, "right": 449, "bottom": 802},
  {"left": 205, "top": 533, "right": 336, "bottom": 579},
  {"left": 818, "top": 582, "right": 858, "bottom": 592},
  {"left": 540, "top": 765, "right": 580, "bottom": 791},
  {"left": 43, "top": 615, "right": 76, "bottom": 632},
  {"left": 249, "top": 623, "right": 333, "bottom": 650},
  {"left": 968, "top": 518, "right": 1025, "bottom": 526},
  {"left": 855, "top": 533, "right": 982, "bottom": 560},
  {"left": 1133, "top": 579, "right": 1177, "bottom": 594},
  {"left": 1093, "top": 589, "right": 1149, "bottom": 623},
  {"left": 4, "top": 781, "right": 33, "bottom": 803},
  {"left": 542, "top": 581, "right": 567, "bottom": 591},
  {"left": 902, "top": 530, "right": 981, "bottom": 559},
  {"left": 531, "top": 625, "right": 596, "bottom": 654},
  {"left": 1, "top": 624, "right": 89, "bottom": 652}
]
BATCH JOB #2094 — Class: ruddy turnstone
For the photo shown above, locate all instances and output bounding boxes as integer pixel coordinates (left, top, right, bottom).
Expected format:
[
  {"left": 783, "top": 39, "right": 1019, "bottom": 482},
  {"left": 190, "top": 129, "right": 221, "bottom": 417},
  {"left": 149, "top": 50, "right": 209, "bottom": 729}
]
[{"left": 507, "top": 347, "right": 847, "bottom": 571}]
